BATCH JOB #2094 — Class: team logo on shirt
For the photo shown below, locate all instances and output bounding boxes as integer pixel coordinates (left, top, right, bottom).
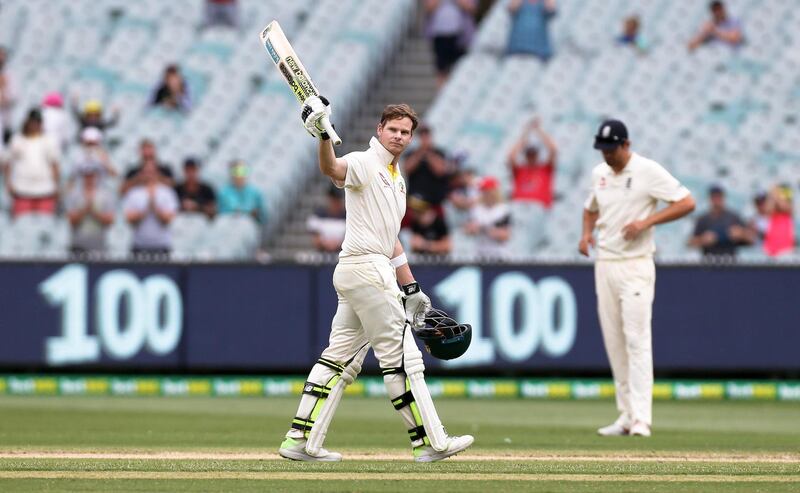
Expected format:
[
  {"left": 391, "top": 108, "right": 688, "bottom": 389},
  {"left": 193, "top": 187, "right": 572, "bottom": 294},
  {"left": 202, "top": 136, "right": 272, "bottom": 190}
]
[
  {"left": 626, "top": 178, "right": 632, "bottom": 189},
  {"left": 399, "top": 182, "right": 405, "bottom": 194},
  {"left": 378, "top": 173, "right": 391, "bottom": 188},
  {"left": 599, "top": 177, "right": 607, "bottom": 188}
]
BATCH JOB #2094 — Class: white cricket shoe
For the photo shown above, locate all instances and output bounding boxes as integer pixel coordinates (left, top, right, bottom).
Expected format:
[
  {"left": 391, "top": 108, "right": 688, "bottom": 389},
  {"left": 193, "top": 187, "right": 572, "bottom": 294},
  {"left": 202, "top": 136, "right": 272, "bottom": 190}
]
[
  {"left": 597, "top": 415, "right": 631, "bottom": 436},
  {"left": 278, "top": 437, "right": 342, "bottom": 462},
  {"left": 413, "top": 435, "right": 474, "bottom": 463},
  {"left": 629, "top": 421, "right": 652, "bottom": 437}
]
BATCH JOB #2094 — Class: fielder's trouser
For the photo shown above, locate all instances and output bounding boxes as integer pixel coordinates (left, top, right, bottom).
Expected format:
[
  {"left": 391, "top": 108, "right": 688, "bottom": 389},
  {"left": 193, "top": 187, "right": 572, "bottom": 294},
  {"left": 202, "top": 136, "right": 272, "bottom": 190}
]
[
  {"left": 594, "top": 257, "right": 655, "bottom": 426},
  {"left": 287, "top": 255, "right": 435, "bottom": 448}
]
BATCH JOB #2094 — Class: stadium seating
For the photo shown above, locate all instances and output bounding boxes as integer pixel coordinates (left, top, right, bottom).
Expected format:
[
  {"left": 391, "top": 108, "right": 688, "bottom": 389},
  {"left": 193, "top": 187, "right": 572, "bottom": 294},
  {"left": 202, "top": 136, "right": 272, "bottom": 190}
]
[
  {"left": 428, "top": 0, "right": 800, "bottom": 261},
  {"left": 0, "top": 0, "right": 414, "bottom": 259}
]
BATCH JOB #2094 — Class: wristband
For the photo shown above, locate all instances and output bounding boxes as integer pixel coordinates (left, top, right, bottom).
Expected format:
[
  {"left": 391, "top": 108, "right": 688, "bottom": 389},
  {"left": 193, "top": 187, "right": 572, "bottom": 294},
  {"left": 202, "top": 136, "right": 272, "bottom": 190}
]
[
  {"left": 390, "top": 253, "right": 408, "bottom": 268},
  {"left": 401, "top": 281, "right": 420, "bottom": 296}
]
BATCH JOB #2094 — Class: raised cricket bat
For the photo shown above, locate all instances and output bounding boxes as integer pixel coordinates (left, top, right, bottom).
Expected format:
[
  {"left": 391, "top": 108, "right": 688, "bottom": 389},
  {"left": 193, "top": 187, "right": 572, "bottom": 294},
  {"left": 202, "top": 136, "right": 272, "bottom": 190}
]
[{"left": 259, "top": 20, "right": 342, "bottom": 145}]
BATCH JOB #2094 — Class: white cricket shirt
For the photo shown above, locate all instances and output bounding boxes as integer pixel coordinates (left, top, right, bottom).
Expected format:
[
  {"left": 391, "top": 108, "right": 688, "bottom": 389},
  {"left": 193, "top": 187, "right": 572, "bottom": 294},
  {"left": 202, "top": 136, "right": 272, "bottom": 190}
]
[
  {"left": 338, "top": 137, "right": 406, "bottom": 259},
  {"left": 584, "top": 152, "right": 689, "bottom": 260}
]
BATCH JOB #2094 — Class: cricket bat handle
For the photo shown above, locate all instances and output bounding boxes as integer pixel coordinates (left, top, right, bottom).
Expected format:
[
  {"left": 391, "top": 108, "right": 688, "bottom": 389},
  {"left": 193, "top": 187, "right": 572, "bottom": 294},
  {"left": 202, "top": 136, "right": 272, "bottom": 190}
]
[{"left": 321, "top": 116, "right": 342, "bottom": 146}]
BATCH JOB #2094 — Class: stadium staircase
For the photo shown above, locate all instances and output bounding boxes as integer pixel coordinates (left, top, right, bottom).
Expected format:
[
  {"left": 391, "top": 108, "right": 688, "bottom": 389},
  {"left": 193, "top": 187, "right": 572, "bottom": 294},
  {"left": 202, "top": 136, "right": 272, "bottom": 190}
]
[{"left": 266, "top": 8, "right": 438, "bottom": 259}]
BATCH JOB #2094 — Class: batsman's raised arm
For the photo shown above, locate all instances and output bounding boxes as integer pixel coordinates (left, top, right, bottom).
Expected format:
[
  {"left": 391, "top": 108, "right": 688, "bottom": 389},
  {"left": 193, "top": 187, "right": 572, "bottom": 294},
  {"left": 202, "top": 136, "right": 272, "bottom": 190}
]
[
  {"left": 318, "top": 138, "right": 347, "bottom": 183},
  {"left": 301, "top": 95, "right": 347, "bottom": 182}
]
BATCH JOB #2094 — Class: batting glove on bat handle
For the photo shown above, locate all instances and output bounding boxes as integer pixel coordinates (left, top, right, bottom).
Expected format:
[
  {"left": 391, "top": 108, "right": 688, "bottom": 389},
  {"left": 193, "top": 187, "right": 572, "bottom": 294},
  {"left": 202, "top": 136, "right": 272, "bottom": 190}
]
[
  {"left": 402, "top": 282, "right": 432, "bottom": 329},
  {"left": 301, "top": 96, "right": 342, "bottom": 145}
]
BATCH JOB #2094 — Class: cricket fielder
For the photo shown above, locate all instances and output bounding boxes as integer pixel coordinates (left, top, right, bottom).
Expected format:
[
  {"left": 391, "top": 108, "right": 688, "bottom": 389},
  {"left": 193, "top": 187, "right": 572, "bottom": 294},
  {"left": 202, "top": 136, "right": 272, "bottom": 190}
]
[
  {"left": 579, "top": 119, "right": 695, "bottom": 437},
  {"left": 278, "top": 98, "right": 474, "bottom": 462}
]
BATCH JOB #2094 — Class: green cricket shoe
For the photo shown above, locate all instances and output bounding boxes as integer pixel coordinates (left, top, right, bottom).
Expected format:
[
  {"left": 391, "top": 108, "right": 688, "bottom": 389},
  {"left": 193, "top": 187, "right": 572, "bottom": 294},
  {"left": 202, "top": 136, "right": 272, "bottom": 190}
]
[
  {"left": 413, "top": 434, "right": 474, "bottom": 463},
  {"left": 278, "top": 437, "right": 343, "bottom": 462}
]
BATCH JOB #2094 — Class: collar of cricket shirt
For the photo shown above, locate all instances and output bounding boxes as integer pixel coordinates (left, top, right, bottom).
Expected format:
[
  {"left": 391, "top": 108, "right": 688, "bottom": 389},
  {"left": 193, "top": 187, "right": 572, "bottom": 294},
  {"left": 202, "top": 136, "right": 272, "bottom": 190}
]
[{"left": 369, "top": 136, "right": 399, "bottom": 178}]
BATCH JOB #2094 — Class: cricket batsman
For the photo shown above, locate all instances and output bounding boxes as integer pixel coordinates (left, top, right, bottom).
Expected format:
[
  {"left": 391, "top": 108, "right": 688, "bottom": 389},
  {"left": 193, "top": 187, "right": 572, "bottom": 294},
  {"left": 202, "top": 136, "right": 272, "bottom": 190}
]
[
  {"left": 580, "top": 119, "right": 695, "bottom": 437},
  {"left": 278, "top": 97, "right": 474, "bottom": 462}
]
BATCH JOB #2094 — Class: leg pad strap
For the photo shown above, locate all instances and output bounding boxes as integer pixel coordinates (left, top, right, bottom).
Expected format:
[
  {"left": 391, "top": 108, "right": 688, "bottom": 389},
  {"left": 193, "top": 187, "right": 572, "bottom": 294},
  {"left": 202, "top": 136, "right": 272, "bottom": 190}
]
[
  {"left": 391, "top": 390, "right": 415, "bottom": 410},
  {"left": 408, "top": 425, "right": 427, "bottom": 442}
]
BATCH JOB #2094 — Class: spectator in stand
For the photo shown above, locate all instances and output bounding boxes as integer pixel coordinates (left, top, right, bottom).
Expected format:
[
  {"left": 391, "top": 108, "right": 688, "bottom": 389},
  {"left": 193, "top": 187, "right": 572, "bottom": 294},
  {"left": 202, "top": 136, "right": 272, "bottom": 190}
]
[
  {"left": 464, "top": 176, "right": 512, "bottom": 258},
  {"left": 69, "top": 127, "right": 117, "bottom": 186},
  {"left": 445, "top": 166, "right": 479, "bottom": 229},
  {"left": 3, "top": 109, "right": 60, "bottom": 217},
  {"left": 404, "top": 124, "right": 451, "bottom": 211},
  {"left": 66, "top": 168, "right": 115, "bottom": 256},
  {"left": 618, "top": 15, "right": 648, "bottom": 53},
  {"left": 307, "top": 185, "right": 346, "bottom": 253},
  {"left": 123, "top": 160, "right": 179, "bottom": 258},
  {"left": 151, "top": 64, "right": 191, "bottom": 113},
  {"left": 762, "top": 184, "right": 795, "bottom": 257},
  {"left": 218, "top": 160, "right": 266, "bottom": 223},
  {"left": 0, "top": 46, "right": 16, "bottom": 144},
  {"left": 121, "top": 139, "right": 174, "bottom": 195},
  {"left": 41, "top": 92, "right": 71, "bottom": 152},
  {"left": 424, "top": 0, "right": 477, "bottom": 88},
  {"left": 70, "top": 97, "right": 119, "bottom": 136},
  {"left": 688, "top": 1, "right": 743, "bottom": 52},
  {"left": 448, "top": 166, "right": 479, "bottom": 212},
  {"left": 747, "top": 191, "right": 769, "bottom": 245},
  {"left": 508, "top": 117, "right": 557, "bottom": 208},
  {"left": 687, "top": 185, "right": 754, "bottom": 259},
  {"left": 174, "top": 157, "right": 216, "bottom": 218},
  {"left": 507, "top": 0, "right": 557, "bottom": 61},
  {"left": 410, "top": 197, "right": 451, "bottom": 255},
  {"left": 202, "top": 0, "right": 240, "bottom": 29}
]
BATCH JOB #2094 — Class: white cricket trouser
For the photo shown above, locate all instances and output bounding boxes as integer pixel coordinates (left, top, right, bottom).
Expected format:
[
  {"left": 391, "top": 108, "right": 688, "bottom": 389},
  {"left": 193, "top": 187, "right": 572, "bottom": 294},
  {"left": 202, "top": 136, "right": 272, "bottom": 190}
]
[
  {"left": 594, "top": 257, "right": 655, "bottom": 426},
  {"left": 321, "top": 255, "right": 406, "bottom": 369}
]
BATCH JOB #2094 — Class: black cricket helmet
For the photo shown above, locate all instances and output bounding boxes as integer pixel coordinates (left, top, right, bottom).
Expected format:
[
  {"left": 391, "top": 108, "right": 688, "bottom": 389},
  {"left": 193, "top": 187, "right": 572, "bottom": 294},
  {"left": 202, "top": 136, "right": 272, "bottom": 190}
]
[{"left": 414, "top": 308, "right": 472, "bottom": 360}]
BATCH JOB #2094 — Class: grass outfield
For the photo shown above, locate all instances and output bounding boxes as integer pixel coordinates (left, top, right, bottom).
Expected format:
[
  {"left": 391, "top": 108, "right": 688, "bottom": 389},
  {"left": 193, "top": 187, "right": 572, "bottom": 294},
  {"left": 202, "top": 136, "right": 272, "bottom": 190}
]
[{"left": 0, "top": 396, "right": 798, "bottom": 492}]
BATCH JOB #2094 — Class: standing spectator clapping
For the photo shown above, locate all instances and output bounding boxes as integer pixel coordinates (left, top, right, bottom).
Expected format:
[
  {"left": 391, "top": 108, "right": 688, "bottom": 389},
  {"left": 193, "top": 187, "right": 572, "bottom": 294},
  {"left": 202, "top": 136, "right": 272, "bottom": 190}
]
[
  {"left": 123, "top": 160, "right": 179, "bottom": 258},
  {"left": 424, "top": 0, "right": 477, "bottom": 88},
  {"left": 404, "top": 124, "right": 451, "bottom": 210},
  {"left": 121, "top": 139, "right": 174, "bottom": 195},
  {"left": 66, "top": 169, "right": 115, "bottom": 256},
  {"left": 70, "top": 127, "right": 117, "bottom": 185},
  {"left": 508, "top": 117, "right": 557, "bottom": 208},
  {"left": 507, "top": 0, "right": 557, "bottom": 61},
  {"left": 3, "top": 109, "right": 60, "bottom": 217}
]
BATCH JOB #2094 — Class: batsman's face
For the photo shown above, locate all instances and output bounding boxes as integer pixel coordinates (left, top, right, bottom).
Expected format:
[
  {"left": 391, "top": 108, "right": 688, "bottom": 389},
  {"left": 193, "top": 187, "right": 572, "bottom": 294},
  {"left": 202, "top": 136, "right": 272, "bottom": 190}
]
[{"left": 377, "top": 117, "right": 414, "bottom": 156}]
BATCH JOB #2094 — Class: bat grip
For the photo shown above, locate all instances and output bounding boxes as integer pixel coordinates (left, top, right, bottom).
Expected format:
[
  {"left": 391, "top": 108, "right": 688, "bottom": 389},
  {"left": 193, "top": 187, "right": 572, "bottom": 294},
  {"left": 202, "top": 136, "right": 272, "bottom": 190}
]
[{"left": 321, "top": 116, "right": 342, "bottom": 146}]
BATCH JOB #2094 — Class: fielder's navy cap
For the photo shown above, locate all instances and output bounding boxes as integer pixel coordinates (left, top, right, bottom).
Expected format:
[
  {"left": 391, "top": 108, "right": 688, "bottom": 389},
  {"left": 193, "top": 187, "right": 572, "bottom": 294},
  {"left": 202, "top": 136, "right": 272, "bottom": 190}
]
[{"left": 593, "top": 119, "right": 628, "bottom": 150}]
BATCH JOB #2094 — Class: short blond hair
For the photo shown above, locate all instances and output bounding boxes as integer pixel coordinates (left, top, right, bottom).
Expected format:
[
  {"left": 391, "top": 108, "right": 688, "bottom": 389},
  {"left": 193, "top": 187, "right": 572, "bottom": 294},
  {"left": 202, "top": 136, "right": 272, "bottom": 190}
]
[{"left": 380, "top": 104, "right": 419, "bottom": 132}]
